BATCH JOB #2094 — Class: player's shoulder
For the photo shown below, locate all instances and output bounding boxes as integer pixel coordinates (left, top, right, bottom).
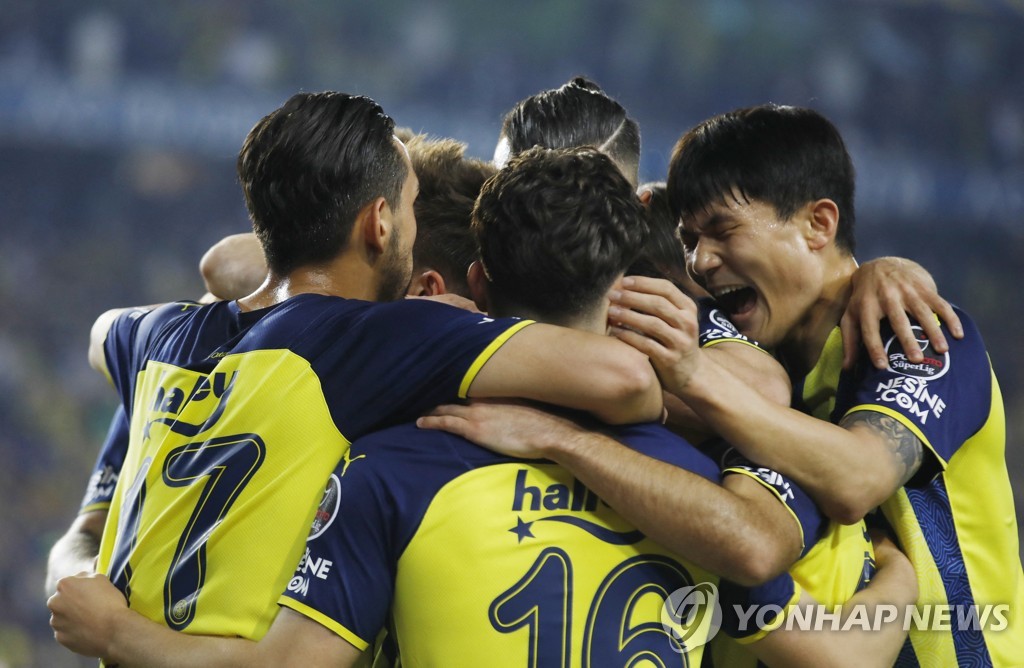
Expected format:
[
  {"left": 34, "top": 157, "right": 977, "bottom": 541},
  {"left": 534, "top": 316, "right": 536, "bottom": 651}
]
[
  {"left": 877, "top": 303, "right": 987, "bottom": 382},
  {"left": 614, "top": 421, "right": 720, "bottom": 480},
  {"left": 352, "top": 421, "right": 515, "bottom": 474}
]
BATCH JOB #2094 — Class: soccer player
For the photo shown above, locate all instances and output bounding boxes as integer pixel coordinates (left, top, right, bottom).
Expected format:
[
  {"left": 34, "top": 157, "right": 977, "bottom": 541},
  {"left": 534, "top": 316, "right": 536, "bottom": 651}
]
[
  {"left": 42, "top": 134, "right": 493, "bottom": 596},
  {"left": 399, "top": 133, "right": 496, "bottom": 299},
  {"left": 66, "top": 91, "right": 672, "bottom": 648},
  {"left": 608, "top": 104, "right": 1023, "bottom": 666},
  {"left": 51, "top": 146, "right": 917, "bottom": 667},
  {"left": 494, "top": 76, "right": 642, "bottom": 186},
  {"left": 496, "top": 77, "right": 960, "bottom": 405}
]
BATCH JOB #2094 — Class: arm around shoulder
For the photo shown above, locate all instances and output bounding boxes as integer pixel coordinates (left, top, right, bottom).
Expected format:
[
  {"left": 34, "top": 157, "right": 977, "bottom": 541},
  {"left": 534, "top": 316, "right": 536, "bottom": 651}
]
[
  {"left": 88, "top": 308, "right": 127, "bottom": 378},
  {"left": 468, "top": 322, "right": 663, "bottom": 424},
  {"left": 749, "top": 532, "right": 916, "bottom": 668},
  {"left": 49, "top": 573, "right": 363, "bottom": 668},
  {"left": 199, "top": 232, "right": 266, "bottom": 301}
]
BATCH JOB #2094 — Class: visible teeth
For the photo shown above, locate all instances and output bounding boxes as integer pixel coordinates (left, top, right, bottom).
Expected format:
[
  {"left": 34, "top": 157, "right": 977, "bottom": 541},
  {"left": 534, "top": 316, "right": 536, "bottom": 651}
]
[{"left": 712, "top": 286, "right": 746, "bottom": 299}]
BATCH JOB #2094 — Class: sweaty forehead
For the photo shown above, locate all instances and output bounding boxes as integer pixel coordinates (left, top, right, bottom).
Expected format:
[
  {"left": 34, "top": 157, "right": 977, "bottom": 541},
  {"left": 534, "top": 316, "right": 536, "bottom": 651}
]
[{"left": 680, "top": 201, "right": 728, "bottom": 232}]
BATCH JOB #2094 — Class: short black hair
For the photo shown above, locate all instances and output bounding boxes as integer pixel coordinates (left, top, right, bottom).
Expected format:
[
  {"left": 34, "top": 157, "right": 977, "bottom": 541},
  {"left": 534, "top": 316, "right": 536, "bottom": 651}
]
[
  {"left": 405, "top": 134, "right": 496, "bottom": 297},
  {"left": 628, "top": 182, "right": 688, "bottom": 287},
  {"left": 473, "top": 146, "right": 648, "bottom": 322},
  {"left": 500, "top": 77, "right": 641, "bottom": 185},
  {"left": 668, "top": 104, "right": 857, "bottom": 254},
  {"left": 237, "top": 91, "right": 407, "bottom": 275}
]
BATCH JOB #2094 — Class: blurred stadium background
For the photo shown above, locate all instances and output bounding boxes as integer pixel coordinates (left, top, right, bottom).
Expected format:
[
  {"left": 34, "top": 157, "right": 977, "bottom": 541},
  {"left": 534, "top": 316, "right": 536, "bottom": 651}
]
[{"left": 2, "top": 0, "right": 1022, "bottom": 665}]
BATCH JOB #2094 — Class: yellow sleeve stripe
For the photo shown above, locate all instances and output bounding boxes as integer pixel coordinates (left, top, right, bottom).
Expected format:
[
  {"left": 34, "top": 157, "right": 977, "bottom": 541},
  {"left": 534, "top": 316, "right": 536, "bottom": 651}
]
[
  {"left": 79, "top": 502, "right": 111, "bottom": 515},
  {"left": 735, "top": 580, "right": 804, "bottom": 645},
  {"left": 842, "top": 404, "right": 946, "bottom": 469},
  {"left": 722, "top": 468, "right": 806, "bottom": 552},
  {"left": 457, "top": 320, "right": 536, "bottom": 399},
  {"left": 701, "top": 337, "right": 769, "bottom": 354},
  {"left": 277, "top": 597, "right": 370, "bottom": 651}
]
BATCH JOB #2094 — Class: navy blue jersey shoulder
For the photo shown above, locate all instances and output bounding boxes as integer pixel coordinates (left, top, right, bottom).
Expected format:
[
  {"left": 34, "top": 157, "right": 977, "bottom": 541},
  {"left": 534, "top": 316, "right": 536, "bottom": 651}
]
[
  {"left": 105, "top": 295, "right": 527, "bottom": 439},
  {"left": 239, "top": 296, "right": 527, "bottom": 434},
  {"left": 349, "top": 420, "right": 719, "bottom": 560},
  {"left": 105, "top": 301, "right": 215, "bottom": 410},
  {"left": 835, "top": 305, "right": 991, "bottom": 483}
]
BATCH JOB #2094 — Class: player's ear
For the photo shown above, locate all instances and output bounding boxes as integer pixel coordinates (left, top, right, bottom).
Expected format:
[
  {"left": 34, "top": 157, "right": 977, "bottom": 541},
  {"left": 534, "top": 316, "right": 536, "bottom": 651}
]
[
  {"left": 806, "top": 198, "right": 840, "bottom": 251},
  {"left": 406, "top": 269, "right": 447, "bottom": 297},
  {"left": 467, "top": 260, "right": 491, "bottom": 313},
  {"left": 356, "top": 197, "right": 390, "bottom": 255}
]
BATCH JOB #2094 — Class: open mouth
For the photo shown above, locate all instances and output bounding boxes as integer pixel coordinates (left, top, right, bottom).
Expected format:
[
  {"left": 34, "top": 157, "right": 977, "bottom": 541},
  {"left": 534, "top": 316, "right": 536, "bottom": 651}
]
[{"left": 712, "top": 286, "right": 758, "bottom": 317}]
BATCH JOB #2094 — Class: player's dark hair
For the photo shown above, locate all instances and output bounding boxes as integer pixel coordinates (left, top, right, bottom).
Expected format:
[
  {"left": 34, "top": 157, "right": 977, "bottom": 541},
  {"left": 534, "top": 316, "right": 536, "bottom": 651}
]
[
  {"left": 405, "top": 135, "right": 496, "bottom": 297},
  {"left": 628, "top": 182, "right": 688, "bottom": 287},
  {"left": 237, "top": 91, "right": 407, "bottom": 275},
  {"left": 473, "top": 146, "right": 648, "bottom": 323},
  {"left": 500, "top": 77, "right": 641, "bottom": 185},
  {"left": 667, "top": 104, "right": 856, "bottom": 254}
]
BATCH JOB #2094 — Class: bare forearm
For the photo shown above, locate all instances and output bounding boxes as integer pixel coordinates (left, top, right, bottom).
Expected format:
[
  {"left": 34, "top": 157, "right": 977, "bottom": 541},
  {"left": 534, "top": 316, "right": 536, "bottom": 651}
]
[
  {"left": 678, "top": 353, "right": 897, "bottom": 523},
  {"left": 105, "top": 609, "right": 257, "bottom": 668},
  {"left": 470, "top": 325, "right": 664, "bottom": 425},
  {"left": 45, "top": 534, "right": 99, "bottom": 596},
  {"left": 45, "top": 511, "right": 106, "bottom": 595},
  {"left": 540, "top": 431, "right": 795, "bottom": 585}
]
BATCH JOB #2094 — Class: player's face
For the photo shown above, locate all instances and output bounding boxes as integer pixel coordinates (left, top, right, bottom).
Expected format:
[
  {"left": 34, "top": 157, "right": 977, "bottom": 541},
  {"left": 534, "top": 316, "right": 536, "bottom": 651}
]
[
  {"left": 681, "top": 195, "right": 818, "bottom": 349},
  {"left": 377, "top": 139, "right": 418, "bottom": 301}
]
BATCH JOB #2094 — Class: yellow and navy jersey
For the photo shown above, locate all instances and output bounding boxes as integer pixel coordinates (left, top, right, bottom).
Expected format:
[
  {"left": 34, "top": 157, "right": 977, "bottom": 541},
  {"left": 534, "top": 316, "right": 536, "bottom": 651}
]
[
  {"left": 703, "top": 445, "right": 876, "bottom": 668},
  {"left": 79, "top": 405, "right": 130, "bottom": 514},
  {"left": 698, "top": 301, "right": 877, "bottom": 668},
  {"left": 78, "top": 303, "right": 746, "bottom": 522},
  {"left": 794, "top": 307, "right": 1024, "bottom": 667},
  {"left": 697, "top": 299, "right": 766, "bottom": 352},
  {"left": 280, "top": 421, "right": 820, "bottom": 666},
  {"left": 95, "top": 295, "right": 532, "bottom": 642}
]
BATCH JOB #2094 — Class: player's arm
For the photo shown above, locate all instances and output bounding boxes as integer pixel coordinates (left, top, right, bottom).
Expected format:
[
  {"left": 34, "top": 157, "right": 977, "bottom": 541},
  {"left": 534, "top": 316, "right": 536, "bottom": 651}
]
[
  {"left": 466, "top": 322, "right": 664, "bottom": 425},
  {"left": 44, "top": 511, "right": 106, "bottom": 596},
  {"left": 419, "top": 401, "right": 801, "bottom": 585},
  {"left": 47, "top": 405, "right": 130, "bottom": 595},
  {"left": 609, "top": 276, "right": 923, "bottom": 523},
  {"left": 87, "top": 302, "right": 170, "bottom": 378},
  {"left": 87, "top": 307, "right": 130, "bottom": 377},
  {"left": 750, "top": 532, "right": 917, "bottom": 668},
  {"left": 199, "top": 232, "right": 267, "bottom": 301},
  {"left": 48, "top": 574, "right": 362, "bottom": 668},
  {"left": 842, "top": 256, "right": 963, "bottom": 370},
  {"left": 664, "top": 340, "right": 792, "bottom": 440}
]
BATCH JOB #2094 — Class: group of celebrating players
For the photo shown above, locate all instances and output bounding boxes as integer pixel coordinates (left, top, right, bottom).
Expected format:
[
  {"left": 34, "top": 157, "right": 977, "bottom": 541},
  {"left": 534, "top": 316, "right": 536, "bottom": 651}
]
[{"left": 44, "top": 77, "right": 1023, "bottom": 667}]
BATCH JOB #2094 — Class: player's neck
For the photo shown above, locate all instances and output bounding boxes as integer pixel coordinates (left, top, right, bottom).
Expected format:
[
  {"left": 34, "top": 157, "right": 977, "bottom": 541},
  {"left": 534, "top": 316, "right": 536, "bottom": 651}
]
[
  {"left": 238, "top": 256, "right": 379, "bottom": 310},
  {"left": 778, "top": 255, "right": 858, "bottom": 378},
  {"left": 490, "top": 302, "right": 605, "bottom": 334}
]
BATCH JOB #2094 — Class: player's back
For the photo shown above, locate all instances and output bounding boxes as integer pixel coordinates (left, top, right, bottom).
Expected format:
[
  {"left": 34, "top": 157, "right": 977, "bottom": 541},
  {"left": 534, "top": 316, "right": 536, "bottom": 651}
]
[
  {"left": 282, "top": 421, "right": 774, "bottom": 667},
  {"left": 97, "top": 295, "right": 528, "bottom": 641}
]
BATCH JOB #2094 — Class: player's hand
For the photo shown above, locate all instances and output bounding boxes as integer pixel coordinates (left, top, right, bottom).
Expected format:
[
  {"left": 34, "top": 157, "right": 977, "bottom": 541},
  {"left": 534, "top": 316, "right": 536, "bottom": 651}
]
[
  {"left": 607, "top": 276, "right": 703, "bottom": 394},
  {"left": 418, "top": 399, "right": 588, "bottom": 459},
  {"left": 843, "top": 257, "right": 963, "bottom": 370},
  {"left": 48, "top": 572, "right": 127, "bottom": 658},
  {"left": 199, "top": 232, "right": 267, "bottom": 301},
  {"left": 868, "top": 530, "right": 918, "bottom": 606}
]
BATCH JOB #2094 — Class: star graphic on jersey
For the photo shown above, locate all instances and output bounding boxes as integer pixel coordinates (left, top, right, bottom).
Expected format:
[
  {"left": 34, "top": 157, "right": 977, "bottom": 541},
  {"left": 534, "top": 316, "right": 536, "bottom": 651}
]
[{"left": 509, "top": 516, "right": 535, "bottom": 543}]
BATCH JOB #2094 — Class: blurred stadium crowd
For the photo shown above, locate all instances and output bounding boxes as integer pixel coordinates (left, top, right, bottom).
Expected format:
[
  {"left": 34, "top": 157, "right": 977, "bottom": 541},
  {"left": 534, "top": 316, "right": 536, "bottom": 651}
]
[{"left": 1, "top": 0, "right": 1022, "bottom": 665}]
